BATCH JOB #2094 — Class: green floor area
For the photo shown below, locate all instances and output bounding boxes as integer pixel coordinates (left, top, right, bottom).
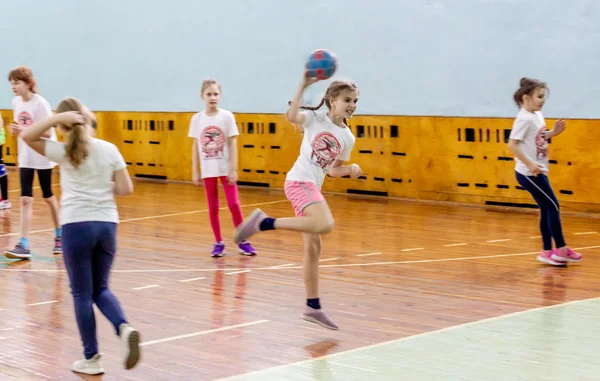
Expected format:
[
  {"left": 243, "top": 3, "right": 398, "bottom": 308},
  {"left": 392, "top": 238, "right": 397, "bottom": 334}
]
[{"left": 220, "top": 298, "right": 600, "bottom": 381}]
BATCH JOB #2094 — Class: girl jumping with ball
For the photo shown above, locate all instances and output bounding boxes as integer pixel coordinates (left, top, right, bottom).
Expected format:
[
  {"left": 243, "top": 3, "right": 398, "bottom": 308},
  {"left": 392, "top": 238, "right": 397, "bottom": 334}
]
[{"left": 234, "top": 69, "right": 361, "bottom": 330}]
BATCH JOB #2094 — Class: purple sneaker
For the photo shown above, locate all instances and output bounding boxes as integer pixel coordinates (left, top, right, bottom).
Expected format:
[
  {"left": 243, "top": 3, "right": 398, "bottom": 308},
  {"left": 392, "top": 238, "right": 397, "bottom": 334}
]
[
  {"left": 301, "top": 306, "right": 339, "bottom": 330},
  {"left": 211, "top": 242, "right": 225, "bottom": 257},
  {"left": 238, "top": 241, "right": 256, "bottom": 256},
  {"left": 233, "top": 208, "right": 268, "bottom": 244}
]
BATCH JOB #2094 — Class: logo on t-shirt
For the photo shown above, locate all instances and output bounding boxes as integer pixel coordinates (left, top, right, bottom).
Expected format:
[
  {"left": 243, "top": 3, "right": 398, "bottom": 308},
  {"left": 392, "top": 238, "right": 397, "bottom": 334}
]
[
  {"left": 201, "top": 126, "right": 226, "bottom": 159},
  {"left": 535, "top": 126, "right": 548, "bottom": 159},
  {"left": 311, "top": 132, "right": 341, "bottom": 171},
  {"left": 18, "top": 111, "right": 33, "bottom": 127}
]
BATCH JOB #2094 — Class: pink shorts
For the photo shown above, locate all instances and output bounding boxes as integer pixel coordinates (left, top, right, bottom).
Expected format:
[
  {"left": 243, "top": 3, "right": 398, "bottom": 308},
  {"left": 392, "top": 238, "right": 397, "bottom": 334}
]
[{"left": 284, "top": 181, "right": 325, "bottom": 217}]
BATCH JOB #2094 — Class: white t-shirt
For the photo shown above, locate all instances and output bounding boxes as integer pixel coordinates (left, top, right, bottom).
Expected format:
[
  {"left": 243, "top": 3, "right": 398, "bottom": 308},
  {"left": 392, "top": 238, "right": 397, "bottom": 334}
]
[
  {"left": 188, "top": 109, "right": 239, "bottom": 179},
  {"left": 44, "top": 138, "right": 127, "bottom": 225},
  {"left": 509, "top": 108, "right": 549, "bottom": 176},
  {"left": 286, "top": 110, "right": 356, "bottom": 188},
  {"left": 12, "top": 94, "right": 57, "bottom": 169}
]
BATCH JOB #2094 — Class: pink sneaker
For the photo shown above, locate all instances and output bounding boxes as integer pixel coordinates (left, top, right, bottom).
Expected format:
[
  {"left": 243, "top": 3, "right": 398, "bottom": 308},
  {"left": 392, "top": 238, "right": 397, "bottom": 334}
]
[
  {"left": 536, "top": 250, "right": 566, "bottom": 266},
  {"left": 301, "top": 306, "right": 339, "bottom": 330},
  {"left": 551, "top": 247, "right": 582, "bottom": 263}
]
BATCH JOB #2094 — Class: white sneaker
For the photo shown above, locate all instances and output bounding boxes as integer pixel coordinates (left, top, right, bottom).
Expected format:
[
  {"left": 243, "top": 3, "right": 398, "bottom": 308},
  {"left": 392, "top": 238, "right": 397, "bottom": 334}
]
[
  {"left": 119, "top": 323, "right": 141, "bottom": 370},
  {"left": 72, "top": 353, "right": 104, "bottom": 375},
  {"left": 0, "top": 200, "right": 11, "bottom": 210}
]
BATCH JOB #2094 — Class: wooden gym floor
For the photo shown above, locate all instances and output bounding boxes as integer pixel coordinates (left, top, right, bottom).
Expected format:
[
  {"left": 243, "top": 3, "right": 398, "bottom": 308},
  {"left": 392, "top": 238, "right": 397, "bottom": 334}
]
[{"left": 0, "top": 173, "right": 599, "bottom": 380}]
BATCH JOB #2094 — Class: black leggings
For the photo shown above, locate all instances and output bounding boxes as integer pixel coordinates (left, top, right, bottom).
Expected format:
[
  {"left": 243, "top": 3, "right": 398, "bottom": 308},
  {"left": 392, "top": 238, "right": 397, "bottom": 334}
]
[
  {"left": 20, "top": 167, "right": 54, "bottom": 198},
  {"left": 516, "top": 172, "right": 565, "bottom": 251}
]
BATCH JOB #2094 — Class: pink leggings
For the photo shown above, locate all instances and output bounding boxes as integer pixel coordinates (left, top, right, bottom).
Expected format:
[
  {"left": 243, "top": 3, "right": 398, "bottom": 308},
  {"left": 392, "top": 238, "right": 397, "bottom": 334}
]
[{"left": 204, "top": 176, "right": 244, "bottom": 242}]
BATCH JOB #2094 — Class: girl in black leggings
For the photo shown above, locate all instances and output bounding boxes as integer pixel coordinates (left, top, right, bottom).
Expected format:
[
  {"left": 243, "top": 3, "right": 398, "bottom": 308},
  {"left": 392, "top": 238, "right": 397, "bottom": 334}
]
[
  {"left": 508, "top": 77, "right": 582, "bottom": 266},
  {"left": 5, "top": 66, "right": 61, "bottom": 259}
]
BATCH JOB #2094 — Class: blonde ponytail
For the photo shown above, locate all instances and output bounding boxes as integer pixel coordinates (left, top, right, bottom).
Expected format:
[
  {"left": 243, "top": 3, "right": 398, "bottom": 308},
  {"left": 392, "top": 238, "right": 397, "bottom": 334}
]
[
  {"left": 65, "top": 123, "right": 88, "bottom": 168},
  {"left": 55, "top": 97, "right": 90, "bottom": 168}
]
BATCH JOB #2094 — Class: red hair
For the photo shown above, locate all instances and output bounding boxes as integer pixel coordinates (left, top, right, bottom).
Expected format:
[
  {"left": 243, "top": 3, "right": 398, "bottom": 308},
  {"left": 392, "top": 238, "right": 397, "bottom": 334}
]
[{"left": 8, "top": 66, "right": 37, "bottom": 94}]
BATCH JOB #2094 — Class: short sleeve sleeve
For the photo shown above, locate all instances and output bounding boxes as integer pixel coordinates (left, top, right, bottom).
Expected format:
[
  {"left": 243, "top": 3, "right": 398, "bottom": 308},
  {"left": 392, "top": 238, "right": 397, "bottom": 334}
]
[
  {"left": 109, "top": 143, "right": 127, "bottom": 171},
  {"left": 188, "top": 114, "right": 200, "bottom": 139},
  {"left": 226, "top": 112, "right": 239, "bottom": 137},
  {"left": 509, "top": 117, "right": 530, "bottom": 141},
  {"left": 38, "top": 98, "right": 53, "bottom": 121},
  {"left": 301, "top": 111, "right": 315, "bottom": 128},
  {"left": 339, "top": 133, "right": 355, "bottom": 161},
  {"left": 44, "top": 140, "right": 67, "bottom": 164}
]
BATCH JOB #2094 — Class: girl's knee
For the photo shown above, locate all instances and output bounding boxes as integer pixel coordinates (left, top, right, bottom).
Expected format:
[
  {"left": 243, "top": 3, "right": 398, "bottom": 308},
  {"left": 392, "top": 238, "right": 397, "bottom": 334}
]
[{"left": 315, "top": 216, "right": 335, "bottom": 234}]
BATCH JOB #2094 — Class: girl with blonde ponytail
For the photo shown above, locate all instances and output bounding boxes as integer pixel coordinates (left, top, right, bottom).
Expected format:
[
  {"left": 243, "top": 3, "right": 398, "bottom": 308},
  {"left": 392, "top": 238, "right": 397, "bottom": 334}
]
[{"left": 21, "top": 97, "right": 141, "bottom": 375}]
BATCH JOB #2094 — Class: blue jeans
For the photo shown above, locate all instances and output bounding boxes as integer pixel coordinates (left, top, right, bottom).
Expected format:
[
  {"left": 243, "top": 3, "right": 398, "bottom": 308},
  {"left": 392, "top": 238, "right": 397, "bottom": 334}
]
[
  {"left": 516, "top": 172, "right": 566, "bottom": 251},
  {"left": 62, "top": 222, "right": 128, "bottom": 360}
]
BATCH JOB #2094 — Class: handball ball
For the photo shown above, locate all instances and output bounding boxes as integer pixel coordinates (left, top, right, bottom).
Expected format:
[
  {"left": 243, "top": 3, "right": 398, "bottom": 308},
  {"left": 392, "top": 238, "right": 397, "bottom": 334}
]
[{"left": 306, "top": 49, "right": 337, "bottom": 80}]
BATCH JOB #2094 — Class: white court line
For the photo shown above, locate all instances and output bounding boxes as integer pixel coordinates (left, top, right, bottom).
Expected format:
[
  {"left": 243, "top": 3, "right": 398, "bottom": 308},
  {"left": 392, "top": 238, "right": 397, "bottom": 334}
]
[
  {"left": 23, "top": 349, "right": 56, "bottom": 360},
  {"left": 179, "top": 277, "right": 207, "bottom": 283},
  {"left": 215, "top": 297, "right": 600, "bottom": 381},
  {"left": 319, "top": 258, "right": 338, "bottom": 262},
  {"left": 328, "top": 361, "right": 376, "bottom": 373},
  {"left": 486, "top": 239, "right": 511, "bottom": 243},
  {"left": 530, "top": 236, "right": 541, "bottom": 239},
  {"left": 335, "top": 310, "right": 367, "bottom": 317},
  {"left": 574, "top": 231, "right": 597, "bottom": 235},
  {"left": 132, "top": 285, "right": 160, "bottom": 291},
  {"left": 444, "top": 243, "right": 467, "bottom": 247},
  {"left": 268, "top": 263, "right": 295, "bottom": 268},
  {"left": 401, "top": 248, "right": 424, "bottom": 252},
  {"left": 28, "top": 300, "right": 57, "bottom": 306},
  {"left": 3, "top": 245, "right": 600, "bottom": 273},
  {"left": 0, "top": 198, "right": 290, "bottom": 238},
  {"left": 140, "top": 319, "right": 269, "bottom": 346},
  {"left": 356, "top": 252, "right": 382, "bottom": 257},
  {"left": 225, "top": 270, "right": 250, "bottom": 275}
]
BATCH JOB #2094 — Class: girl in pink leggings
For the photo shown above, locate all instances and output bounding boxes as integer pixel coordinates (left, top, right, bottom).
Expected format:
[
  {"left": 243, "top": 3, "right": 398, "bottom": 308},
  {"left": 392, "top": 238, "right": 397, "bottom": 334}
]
[{"left": 188, "top": 79, "right": 256, "bottom": 257}]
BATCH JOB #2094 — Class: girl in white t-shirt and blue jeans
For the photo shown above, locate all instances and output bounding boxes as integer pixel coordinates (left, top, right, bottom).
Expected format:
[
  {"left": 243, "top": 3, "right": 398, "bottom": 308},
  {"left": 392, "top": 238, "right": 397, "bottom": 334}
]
[
  {"left": 21, "top": 97, "right": 141, "bottom": 375},
  {"left": 234, "top": 72, "right": 362, "bottom": 330},
  {"left": 5, "top": 66, "right": 62, "bottom": 259},
  {"left": 508, "top": 78, "right": 582, "bottom": 266},
  {"left": 189, "top": 79, "right": 256, "bottom": 257}
]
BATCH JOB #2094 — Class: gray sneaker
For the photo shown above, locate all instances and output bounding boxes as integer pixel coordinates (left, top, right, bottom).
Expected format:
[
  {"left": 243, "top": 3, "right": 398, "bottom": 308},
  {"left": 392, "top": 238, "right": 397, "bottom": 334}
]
[
  {"left": 5, "top": 244, "right": 32, "bottom": 260},
  {"left": 301, "top": 306, "right": 339, "bottom": 330},
  {"left": 233, "top": 208, "right": 268, "bottom": 244}
]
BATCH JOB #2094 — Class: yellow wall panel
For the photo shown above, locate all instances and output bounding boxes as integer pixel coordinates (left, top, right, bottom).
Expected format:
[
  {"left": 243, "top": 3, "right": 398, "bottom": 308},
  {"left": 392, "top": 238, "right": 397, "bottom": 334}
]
[{"left": 2, "top": 109, "right": 599, "bottom": 213}]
